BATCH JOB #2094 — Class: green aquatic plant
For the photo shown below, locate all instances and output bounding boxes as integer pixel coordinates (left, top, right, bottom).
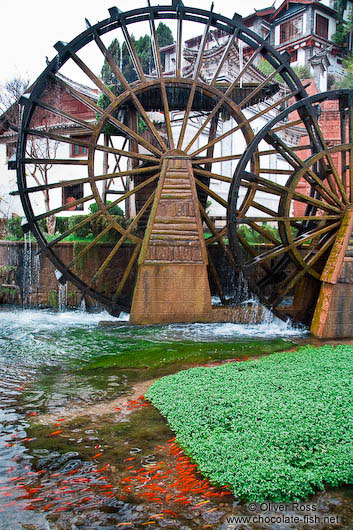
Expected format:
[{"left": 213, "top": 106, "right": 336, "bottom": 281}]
[
  {"left": 47, "top": 289, "right": 58, "bottom": 308},
  {"left": 146, "top": 344, "right": 353, "bottom": 502}
]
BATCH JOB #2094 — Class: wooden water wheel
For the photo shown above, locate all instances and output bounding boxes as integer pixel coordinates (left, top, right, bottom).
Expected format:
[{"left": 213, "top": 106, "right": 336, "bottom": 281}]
[
  {"left": 228, "top": 89, "right": 353, "bottom": 331},
  {"left": 16, "top": 3, "right": 309, "bottom": 316}
]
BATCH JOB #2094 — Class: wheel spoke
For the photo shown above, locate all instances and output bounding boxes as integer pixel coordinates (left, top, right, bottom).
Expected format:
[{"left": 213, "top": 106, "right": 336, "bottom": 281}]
[
  {"left": 33, "top": 194, "right": 95, "bottom": 222},
  {"left": 23, "top": 158, "right": 88, "bottom": 166},
  {"left": 238, "top": 63, "right": 284, "bottom": 110},
  {"left": 90, "top": 192, "right": 155, "bottom": 287},
  {"left": 114, "top": 243, "right": 141, "bottom": 299},
  {"left": 237, "top": 232, "right": 272, "bottom": 274},
  {"left": 93, "top": 30, "right": 168, "bottom": 151},
  {"left": 26, "top": 128, "right": 158, "bottom": 163},
  {"left": 254, "top": 145, "right": 313, "bottom": 157},
  {"left": 45, "top": 210, "right": 103, "bottom": 248},
  {"left": 33, "top": 99, "right": 95, "bottom": 131},
  {"left": 199, "top": 202, "right": 236, "bottom": 267},
  {"left": 306, "top": 106, "right": 349, "bottom": 203},
  {"left": 103, "top": 172, "right": 160, "bottom": 211},
  {"left": 192, "top": 153, "right": 242, "bottom": 165},
  {"left": 194, "top": 168, "right": 232, "bottom": 183},
  {"left": 148, "top": 4, "right": 174, "bottom": 148},
  {"left": 120, "top": 17, "right": 146, "bottom": 82},
  {"left": 52, "top": 72, "right": 162, "bottom": 156},
  {"left": 271, "top": 119, "right": 303, "bottom": 133},
  {"left": 94, "top": 165, "right": 160, "bottom": 180},
  {"left": 67, "top": 50, "right": 115, "bottom": 102},
  {"left": 259, "top": 168, "right": 294, "bottom": 175},
  {"left": 271, "top": 231, "right": 337, "bottom": 307},
  {"left": 65, "top": 223, "right": 115, "bottom": 271},
  {"left": 16, "top": 176, "right": 91, "bottom": 195},
  {"left": 247, "top": 221, "right": 280, "bottom": 245},
  {"left": 190, "top": 86, "right": 302, "bottom": 157},
  {"left": 194, "top": 178, "right": 228, "bottom": 208},
  {"left": 230, "top": 43, "right": 263, "bottom": 87},
  {"left": 244, "top": 221, "right": 341, "bottom": 268},
  {"left": 210, "top": 29, "right": 240, "bottom": 86},
  {"left": 237, "top": 215, "right": 341, "bottom": 222},
  {"left": 205, "top": 226, "right": 227, "bottom": 245},
  {"left": 177, "top": 9, "right": 213, "bottom": 150},
  {"left": 176, "top": 8, "right": 183, "bottom": 77},
  {"left": 249, "top": 201, "right": 280, "bottom": 218},
  {"left": 267, "top": 133, "right": 344, "bottom": 208},
  {"left": 242, "top": 171, "right": 342, "bottom": 213},
  {"left": 106, "top": 113, "right": 163, "bottom": 156}
]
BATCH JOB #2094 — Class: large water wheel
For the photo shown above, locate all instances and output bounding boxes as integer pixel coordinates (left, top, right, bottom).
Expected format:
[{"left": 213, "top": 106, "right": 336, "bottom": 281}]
[
  {"left": 15, "top": 2, "right": 312, "bottom": 318},
  {"left": 228, "top": 89, "right": 353, "bottom": 331}
]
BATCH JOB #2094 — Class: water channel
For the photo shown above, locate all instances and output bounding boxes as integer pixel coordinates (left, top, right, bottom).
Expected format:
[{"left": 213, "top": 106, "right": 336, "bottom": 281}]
[{"left": 0, "top": 307, "right": 352, "bottom": 529}]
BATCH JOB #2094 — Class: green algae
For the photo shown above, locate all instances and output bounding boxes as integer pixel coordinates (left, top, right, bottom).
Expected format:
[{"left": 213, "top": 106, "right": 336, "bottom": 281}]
[
  {"left": 146, "top": 344, "right": 353, "bottom": 503},
  {"left": 79, "top": 335, "right": 293, "bottom": 373}
]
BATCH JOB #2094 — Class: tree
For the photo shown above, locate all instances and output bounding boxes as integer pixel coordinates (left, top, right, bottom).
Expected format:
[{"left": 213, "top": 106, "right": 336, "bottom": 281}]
[
  {"left": 156, "top": 22, "right": 173, "bottom": 48},
  {"left": 0, "top": 76, "right": 30, "bottom": 131},
  {"left": 337, "top": 70, "right": 353, "bottom": 87},
  {"left": 337, "top": 53, "right": 353, "bottom": 87},
  {"left": 26, "top": 131, "right": 60, "bottom": 235},
  {"left": 292, "top": 64, "right": 311, "bottom": 80},
  {"left": 332, "top": 1, "right": 353, "bottom": 52},
  {"left": 101, "top": 38, "right": 121, "bottom": 86},
  {"left": 100, "top": 22, "right": 174, "bottom": 85},
  {"left": 0, "top": 77, "right": 60, "bottom": 234}
]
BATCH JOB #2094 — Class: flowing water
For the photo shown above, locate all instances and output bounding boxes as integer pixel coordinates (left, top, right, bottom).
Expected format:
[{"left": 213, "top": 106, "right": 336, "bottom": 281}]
[{"left": 0, "top": 308, "right": 352, "bottom": 529}]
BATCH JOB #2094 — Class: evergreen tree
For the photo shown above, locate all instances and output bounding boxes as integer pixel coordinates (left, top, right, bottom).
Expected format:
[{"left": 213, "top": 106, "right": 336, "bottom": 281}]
[
  {"left": 101, "top": 38, "right": 121, "bottom": 85},
  {"left": 156, "top": 22, "right": 174, "bottom": 47},
  {"left": 100, "top": 22, "right": 174, "bottom": 85}
]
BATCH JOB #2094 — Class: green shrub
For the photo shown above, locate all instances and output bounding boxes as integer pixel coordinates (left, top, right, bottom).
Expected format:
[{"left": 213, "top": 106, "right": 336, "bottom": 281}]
[
  {"left": 55, "top": 217, "right": 70, "bottom": 234},
  {"left": 146, "top": 345, "right": 353, "bottom": 502},
  {"left": 90, "top": 214, "right": 125, "bottom": 242},
  {"left": 89, "top": 201, "right": 124, "bottom": 217},
  {"left": 47, "top": 289, "right": 58, "bottom": 307},
  {"left": 7, "top": 217, "right": 23, "bottom": 240},
  {"left": 68, "top": 215, "right": 92, "bottom": 239}
]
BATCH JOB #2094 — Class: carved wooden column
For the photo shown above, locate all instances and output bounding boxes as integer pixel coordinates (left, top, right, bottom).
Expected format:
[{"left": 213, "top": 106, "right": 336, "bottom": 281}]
[
  {"left": 311, "top": 207, "right": 353, "bottom": 338},
  {"left": 130, "top": 150, "right": 212, "bottom": 324}
]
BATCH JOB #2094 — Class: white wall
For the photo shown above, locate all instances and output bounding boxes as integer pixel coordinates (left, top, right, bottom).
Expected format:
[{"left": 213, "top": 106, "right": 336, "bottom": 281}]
[{"left": 0, "top": 133, "right": 130, "bottom": 223}]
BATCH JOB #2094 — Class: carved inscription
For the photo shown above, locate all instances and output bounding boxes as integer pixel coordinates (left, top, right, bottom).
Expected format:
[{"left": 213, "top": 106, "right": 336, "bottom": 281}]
[{"left": 143, "top": 156, "right": 207, "bottom": 264}]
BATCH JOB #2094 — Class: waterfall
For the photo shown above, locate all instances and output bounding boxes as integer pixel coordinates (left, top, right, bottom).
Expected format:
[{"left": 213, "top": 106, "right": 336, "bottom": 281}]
[
  {"left": 80, "top": 296, "right": 87, "bottom": 312},
  {"left": 22, "top": 233, "right": 40, "bottom": 308},
  {"left": 22, "top": 233, "right": 32, "bottom": 307},
  {"left": 58, "top": 283, "right": 68, "bottom": 312}
]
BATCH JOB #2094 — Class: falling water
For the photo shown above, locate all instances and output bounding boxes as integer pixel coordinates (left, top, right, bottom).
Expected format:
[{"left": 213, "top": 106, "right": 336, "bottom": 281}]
[
  {"left": 22, "top": 233, "right": 40, "bottom": 307},
  {"left": 80, "top": 296, "right": 87, "bottom": 312},
  {"left": 58, "top": 282, "right": 68, "bottom": 312},
  {"left": 22, "top": 233, "right": 32, "bottom": 307}
]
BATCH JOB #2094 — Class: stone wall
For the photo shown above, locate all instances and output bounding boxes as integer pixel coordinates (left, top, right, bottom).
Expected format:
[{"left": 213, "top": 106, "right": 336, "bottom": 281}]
[{"left": 0, "top": 240, "right": 243, "bottom": 312}]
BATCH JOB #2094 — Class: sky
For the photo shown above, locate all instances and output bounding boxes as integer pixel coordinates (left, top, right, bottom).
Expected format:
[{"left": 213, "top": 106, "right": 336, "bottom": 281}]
[{"left": 0, "top": 0, "right": 281, "bottom": 88}]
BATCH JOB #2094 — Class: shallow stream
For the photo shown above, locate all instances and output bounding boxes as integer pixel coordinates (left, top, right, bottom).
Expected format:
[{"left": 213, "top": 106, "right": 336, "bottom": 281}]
[{"left": 0, "top": 308, "right": 352, "bottom": 529}]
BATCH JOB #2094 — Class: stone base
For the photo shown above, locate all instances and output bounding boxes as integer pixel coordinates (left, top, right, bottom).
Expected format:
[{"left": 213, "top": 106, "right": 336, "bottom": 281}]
[
  {"left": 311, "top": 279, "right": 353, "bottom": 339},
  {"left": 130, "top": 263, "right": 213, "bottom": 325}
]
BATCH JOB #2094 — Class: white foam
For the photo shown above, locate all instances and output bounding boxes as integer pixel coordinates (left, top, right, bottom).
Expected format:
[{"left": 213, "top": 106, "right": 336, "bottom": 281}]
[{"left": 0, "top": 308, "right": 126, "bottom": 333}]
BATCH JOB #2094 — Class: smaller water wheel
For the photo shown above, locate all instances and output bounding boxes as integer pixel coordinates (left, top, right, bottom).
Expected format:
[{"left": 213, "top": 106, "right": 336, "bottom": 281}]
[
  {"left": 16, "top": 3, "right": 308, "bottom": 318},
  {"left": 228, "top": 89, "right": 353, "bottom": 330}
]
